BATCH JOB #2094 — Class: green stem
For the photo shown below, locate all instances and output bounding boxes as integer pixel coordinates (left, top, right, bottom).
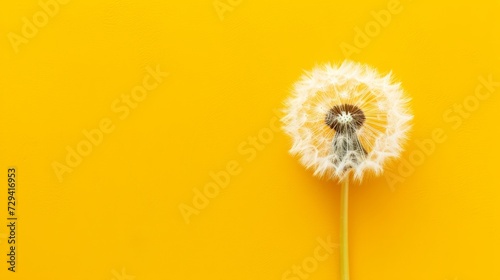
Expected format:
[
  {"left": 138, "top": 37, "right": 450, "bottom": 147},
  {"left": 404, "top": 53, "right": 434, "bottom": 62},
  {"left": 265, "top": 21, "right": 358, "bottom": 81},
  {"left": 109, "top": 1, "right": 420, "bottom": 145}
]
[{"left": 340, "top": 178, "right": 350, "bottom": 280}]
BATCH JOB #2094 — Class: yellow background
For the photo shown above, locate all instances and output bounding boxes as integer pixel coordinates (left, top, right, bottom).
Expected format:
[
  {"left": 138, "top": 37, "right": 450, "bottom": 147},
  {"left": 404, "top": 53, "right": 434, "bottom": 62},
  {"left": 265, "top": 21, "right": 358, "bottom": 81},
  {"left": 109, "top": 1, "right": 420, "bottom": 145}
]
[{"left": 1, "top": 0, "right": 499, "bottom": 279}]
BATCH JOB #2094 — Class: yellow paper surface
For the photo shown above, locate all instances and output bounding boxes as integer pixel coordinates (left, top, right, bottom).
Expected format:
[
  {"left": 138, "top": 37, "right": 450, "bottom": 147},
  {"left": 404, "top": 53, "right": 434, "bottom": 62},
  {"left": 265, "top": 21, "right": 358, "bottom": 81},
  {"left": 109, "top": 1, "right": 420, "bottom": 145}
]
[{"left": 1, "top": 0, "right": 499, "bottom": 279}]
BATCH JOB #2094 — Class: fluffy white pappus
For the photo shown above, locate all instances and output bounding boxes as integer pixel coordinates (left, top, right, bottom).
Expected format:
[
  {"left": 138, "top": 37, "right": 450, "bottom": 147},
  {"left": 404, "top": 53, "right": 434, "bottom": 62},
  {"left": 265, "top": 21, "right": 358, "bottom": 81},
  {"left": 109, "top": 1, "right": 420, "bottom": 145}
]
[{"left": 281, "top": 61, "right": 413, "bottom": 182}]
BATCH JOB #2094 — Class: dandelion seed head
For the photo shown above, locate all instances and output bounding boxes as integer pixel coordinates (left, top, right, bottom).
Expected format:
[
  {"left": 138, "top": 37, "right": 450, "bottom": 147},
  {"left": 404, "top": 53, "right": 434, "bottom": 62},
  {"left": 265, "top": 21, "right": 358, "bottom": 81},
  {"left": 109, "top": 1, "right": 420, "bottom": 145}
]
[{"left": 282, "top": 61, "right": 413, "bottom": 182}]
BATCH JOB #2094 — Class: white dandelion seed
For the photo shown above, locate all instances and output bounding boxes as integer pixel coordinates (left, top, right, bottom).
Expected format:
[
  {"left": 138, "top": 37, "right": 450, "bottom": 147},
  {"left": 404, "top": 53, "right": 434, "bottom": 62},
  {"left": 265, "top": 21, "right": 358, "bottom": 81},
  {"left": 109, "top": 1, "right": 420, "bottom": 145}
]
[{"left": 282, "top": 60, "right": 413, "bottom": 182}]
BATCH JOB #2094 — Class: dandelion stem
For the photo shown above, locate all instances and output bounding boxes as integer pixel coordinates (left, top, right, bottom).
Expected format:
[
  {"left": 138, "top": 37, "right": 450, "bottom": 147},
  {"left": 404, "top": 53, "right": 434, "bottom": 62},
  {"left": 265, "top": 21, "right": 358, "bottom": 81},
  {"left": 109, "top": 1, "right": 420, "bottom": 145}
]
[{"left": 340, "top": 178, "right": 350, "bottom": 280}]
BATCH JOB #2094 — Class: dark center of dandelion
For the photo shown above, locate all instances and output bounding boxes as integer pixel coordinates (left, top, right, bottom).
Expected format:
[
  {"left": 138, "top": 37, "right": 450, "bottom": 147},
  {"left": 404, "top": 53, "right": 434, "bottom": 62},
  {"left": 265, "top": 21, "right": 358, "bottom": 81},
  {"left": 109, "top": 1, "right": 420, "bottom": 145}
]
[
  {"left": 325, "top": 104, "right": 367, "bottom": 171},
  {"left": 325, "top": 104, "right": 365, "bottom": 133}
]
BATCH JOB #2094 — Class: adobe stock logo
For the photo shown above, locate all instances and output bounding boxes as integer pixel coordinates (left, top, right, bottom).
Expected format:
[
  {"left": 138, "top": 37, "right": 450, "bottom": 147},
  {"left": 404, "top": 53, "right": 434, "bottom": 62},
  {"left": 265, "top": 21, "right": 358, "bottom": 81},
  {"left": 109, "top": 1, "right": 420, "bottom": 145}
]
[
  {"left": 385, "top": 74, "right": 499, "bottom": 190},
  {"left": 179, "top": 109, "right": 281, "bottom": 224},
  {"left": 213, "top": 0, "right": 243, "bottom": 21},
  {"left": 282, "top": 236, "right": 338, "bottom": 280},
  {"left": 52, "top": 65, "right": 168, "bottom": 183},
  {"left": 7, "top": 0, "right": 71, "bottom": 54},
  {"left": 339, "top": 0, "right": 404, "bottom": 58},
  {"left": 111, "top": 267, "right": 135, "bottom": 280}
]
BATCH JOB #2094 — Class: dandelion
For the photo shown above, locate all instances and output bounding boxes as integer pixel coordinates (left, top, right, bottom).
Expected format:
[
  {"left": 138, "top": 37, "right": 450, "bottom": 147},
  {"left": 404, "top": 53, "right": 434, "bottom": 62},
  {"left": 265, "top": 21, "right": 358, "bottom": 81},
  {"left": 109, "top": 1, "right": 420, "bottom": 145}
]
[{"left": 281, "top": 61, "right": 413, "bottom": 280}]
